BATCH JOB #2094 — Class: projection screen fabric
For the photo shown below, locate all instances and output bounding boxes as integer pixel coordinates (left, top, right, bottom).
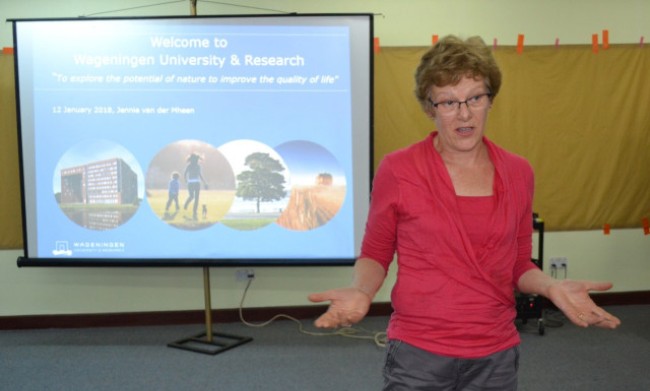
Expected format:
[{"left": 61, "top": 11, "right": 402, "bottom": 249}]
[{"left": 12, "top": 14, "right": 373, "bottom": 266}]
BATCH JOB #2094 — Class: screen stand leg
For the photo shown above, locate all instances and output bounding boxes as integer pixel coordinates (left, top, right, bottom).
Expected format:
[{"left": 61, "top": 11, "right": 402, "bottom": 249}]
[{"left": 167, "top": 266, "right": 253, "bottom": 355}]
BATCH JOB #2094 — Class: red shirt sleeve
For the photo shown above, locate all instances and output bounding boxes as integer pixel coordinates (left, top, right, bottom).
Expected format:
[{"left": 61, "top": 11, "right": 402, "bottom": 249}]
[
  {"left": 359, "top": 157, "right": 399, "bottom": 271},
  {"left": 512, "top": 162, "right": 539, "bottom": 288}
]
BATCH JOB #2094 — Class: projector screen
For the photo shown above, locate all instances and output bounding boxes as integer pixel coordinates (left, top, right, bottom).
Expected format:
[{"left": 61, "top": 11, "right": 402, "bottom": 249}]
[{"left": 12, "top": 14, "right": 373, "bottom": 266}]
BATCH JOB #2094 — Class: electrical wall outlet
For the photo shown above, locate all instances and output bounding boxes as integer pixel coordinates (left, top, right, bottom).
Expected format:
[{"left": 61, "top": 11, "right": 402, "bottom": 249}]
[
  {"left": 549, "top": 257, "right": 568, "bottom": 269},
  {"left": 549, "top": 257, "right": 568, "bottom": 279},
  {"left": 235, "top": 269, "right": 255, "bottom": 281}
]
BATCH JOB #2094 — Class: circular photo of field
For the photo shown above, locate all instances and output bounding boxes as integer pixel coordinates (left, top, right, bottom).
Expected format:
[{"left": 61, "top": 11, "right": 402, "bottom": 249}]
[
  {"left": 218, "top": 139, "right": 291, "bottom": 231},
  {"left": 52, "top": 139, "right": 144, "bottom": 231},
  {"left": 145, "top": 139, "right": 236, "bottom": 230},
  {"left": 274, "top": 141, "right": 346, "bottom": 231}
]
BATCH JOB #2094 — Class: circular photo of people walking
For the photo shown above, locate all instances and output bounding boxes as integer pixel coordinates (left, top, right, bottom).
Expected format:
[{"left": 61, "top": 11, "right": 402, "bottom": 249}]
[{"left": 145, "top": 139, "right": 235, "bottom": 230}]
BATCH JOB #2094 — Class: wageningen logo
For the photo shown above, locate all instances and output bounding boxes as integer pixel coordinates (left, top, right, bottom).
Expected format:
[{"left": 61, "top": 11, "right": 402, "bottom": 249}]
[
  {"left": 52, "top": 241, "right": 72, "bottom": 256},
  {"left": 52, "top": 241, "right": 126, "bottom": 256}
]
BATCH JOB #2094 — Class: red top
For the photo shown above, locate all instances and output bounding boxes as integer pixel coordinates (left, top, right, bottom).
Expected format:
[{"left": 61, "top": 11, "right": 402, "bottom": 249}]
[{"left": 360, "top": 132, "right": 538, "bottom": 358}]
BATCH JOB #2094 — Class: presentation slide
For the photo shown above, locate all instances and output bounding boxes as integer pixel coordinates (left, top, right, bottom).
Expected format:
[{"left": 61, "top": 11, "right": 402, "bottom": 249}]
[{"left": 13, "top": 15, "right": 372, "bottom": 266}]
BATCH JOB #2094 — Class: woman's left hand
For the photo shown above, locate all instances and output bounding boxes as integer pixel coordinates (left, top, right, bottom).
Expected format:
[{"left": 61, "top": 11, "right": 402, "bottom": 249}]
[{"left": 547, "top": 279, "right": 621, "bottom": 329}]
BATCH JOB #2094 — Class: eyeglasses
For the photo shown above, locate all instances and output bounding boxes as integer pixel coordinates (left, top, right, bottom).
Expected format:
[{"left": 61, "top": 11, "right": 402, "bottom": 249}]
[{"left": 429, "top": 93, "right": 492, "bottom": 115}]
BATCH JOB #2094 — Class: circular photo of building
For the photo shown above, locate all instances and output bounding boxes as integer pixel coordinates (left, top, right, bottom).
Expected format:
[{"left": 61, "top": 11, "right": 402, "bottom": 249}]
[
  {"left": 53, "top": 139, "right": 144, "bottom": 231},
  {"left": 145, "top": 139, "right": 236, "bottom": 230},
  {"left": 274, "top": 140, "right": 347, "bottom": 231},
  {"left": 218, "top": 139, "right": 291, "bottom": 231}
]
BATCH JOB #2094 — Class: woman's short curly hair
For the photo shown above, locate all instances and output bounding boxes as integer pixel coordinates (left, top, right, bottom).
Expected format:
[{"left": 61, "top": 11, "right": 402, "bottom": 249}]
[{"left": 414, "top": 35, "right": 502, "bottom": 110}]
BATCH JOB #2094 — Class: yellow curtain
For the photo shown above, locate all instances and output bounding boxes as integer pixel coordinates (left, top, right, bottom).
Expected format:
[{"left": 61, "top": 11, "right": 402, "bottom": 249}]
[
  {"left": 0, "top": 54, "right": 23, "bottom": 248},
  {"left": 375, "top": 45, "right": 650, "bottom": 231},
  {"left": 1, "top": 45, "right": 649, "bottom": 248}
]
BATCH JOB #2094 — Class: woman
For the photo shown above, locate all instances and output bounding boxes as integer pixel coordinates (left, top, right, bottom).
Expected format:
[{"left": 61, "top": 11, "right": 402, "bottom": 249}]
[
  {"left": 183, "top": 152, "right": 206, "bottom": 220},
  {"left": 308, "top": 35, "right": 620, "bottom": 390}
]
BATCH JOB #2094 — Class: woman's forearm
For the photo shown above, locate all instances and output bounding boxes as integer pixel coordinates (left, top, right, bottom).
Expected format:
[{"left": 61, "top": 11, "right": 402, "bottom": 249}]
[
  {"left": 351, "top": 257, "right": 388, "bottom": 300},
  {"left": 517, "top": 268, "right": 556, "bottom": 297}
]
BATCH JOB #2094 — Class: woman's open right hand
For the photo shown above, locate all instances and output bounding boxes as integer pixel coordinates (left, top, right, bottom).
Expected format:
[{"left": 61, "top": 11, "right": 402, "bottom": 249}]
[{"left": 308, "top": 287, "right": 372, "bottom": 328}]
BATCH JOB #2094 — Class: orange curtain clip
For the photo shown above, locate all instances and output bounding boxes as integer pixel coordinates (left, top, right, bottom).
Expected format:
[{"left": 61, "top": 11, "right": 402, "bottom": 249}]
[
  {"left": 592, "top": 34, "right": 599, "bottom": 53},
  {"left": 516, "top": 34, "right": 524, "bottom": 54}
]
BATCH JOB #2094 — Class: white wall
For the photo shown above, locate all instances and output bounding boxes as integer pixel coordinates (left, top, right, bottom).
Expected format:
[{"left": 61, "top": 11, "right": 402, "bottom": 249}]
[
  {"left": 1, "top": 228, "right": 648, "bottom": 316},
  {"left": 1, "top": 0, "right": 648, "bottom": 317},
  {"left": 2, "top": 0, "right": 650, "bottom": 48}
]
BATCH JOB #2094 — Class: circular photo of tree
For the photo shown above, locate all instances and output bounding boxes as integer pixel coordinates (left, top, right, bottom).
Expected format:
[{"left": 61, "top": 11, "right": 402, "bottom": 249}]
[
  {"left": 218, "top": 139, "right": 291, "bottom": 231},
  {"left": 52, "top": 139, "right": 144, "bottom": 231},
  {"left": 145, "top": 139, "right": 235, "bottom": 230}
]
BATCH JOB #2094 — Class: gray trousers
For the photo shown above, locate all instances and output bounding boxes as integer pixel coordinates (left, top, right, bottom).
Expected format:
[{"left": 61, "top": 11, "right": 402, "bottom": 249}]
[{"left": 383, "top": 340, "right": 519, "bottom": 391}]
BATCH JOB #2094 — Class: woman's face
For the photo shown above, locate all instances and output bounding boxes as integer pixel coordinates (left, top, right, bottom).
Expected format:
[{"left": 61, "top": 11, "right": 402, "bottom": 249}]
[{"left": 427, "top": 76, "right": 492, "bottom": 155}]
